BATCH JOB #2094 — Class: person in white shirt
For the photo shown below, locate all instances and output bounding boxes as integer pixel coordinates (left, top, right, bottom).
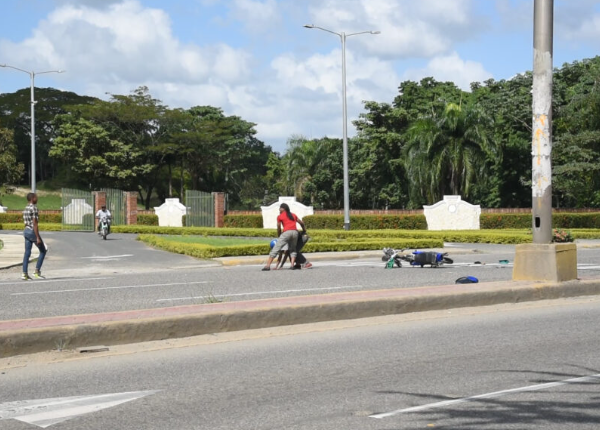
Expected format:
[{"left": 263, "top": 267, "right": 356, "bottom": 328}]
[{"left": 96, "top": 205, "right": 112, "bottom": 234}]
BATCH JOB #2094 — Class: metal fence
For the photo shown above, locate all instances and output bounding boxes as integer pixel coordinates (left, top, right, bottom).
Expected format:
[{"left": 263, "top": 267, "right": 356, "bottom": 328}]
[
  {"left": 185, "top": 190, "right": 214, "bottom": 227},
  {"left": 101, "top": 188, "right": 126, "bottom": 225},
  {"left": 61, "top": 188, "right": 95, "bottom": 231}
]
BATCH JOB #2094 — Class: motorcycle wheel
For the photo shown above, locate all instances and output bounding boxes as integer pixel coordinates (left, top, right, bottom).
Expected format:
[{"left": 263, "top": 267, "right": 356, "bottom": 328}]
[
  {"left": 382, "top": 255, "right": 389, "bottom": 262},
  {"left": 102, "top": 229, "right": 107, "bottom": 240}
]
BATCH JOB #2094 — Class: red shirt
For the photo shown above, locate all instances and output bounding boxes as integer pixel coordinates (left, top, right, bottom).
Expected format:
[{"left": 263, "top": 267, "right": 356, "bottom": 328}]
[{"left": 277, "top": 212, "right": 298, "bottom": 232}]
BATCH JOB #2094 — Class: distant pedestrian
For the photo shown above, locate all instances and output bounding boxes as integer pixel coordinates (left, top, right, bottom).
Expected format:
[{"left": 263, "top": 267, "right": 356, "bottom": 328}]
[
  {"left": 262, "top": 203, "right": 306, "bottom": 271},
  {"left": 22, "top": 192, "right": 47, "bottom": 280}
]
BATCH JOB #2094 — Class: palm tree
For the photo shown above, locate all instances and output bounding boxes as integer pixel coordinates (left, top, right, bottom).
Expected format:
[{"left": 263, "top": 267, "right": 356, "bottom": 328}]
[
  {"left": 285, "top": 136, "right": 329, "bottom": 204},
  {"left": 404, "top": 102, "right": 498, "bottom": 204}
]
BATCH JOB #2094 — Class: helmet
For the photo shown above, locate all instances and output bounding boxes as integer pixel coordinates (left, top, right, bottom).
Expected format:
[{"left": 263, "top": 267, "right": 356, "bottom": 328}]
[{"left": 269, "top": 239, "right": 277, "bottom": 249}]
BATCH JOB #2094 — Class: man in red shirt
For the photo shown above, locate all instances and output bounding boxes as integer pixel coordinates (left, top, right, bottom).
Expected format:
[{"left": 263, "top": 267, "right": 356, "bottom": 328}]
[{"left": 262, "top": 203, "right": 306, "bottom": 271}]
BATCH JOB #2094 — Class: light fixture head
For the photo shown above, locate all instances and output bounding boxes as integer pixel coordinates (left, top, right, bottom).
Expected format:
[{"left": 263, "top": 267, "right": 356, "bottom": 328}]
[{"left": 303, "top": 24, "right": 315, "bottom": 28}]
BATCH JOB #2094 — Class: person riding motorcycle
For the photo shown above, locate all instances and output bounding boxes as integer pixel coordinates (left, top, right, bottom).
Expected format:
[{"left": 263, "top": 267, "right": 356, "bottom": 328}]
[{"left": 96, "top": 205, "right": 112, "bottom": 235}]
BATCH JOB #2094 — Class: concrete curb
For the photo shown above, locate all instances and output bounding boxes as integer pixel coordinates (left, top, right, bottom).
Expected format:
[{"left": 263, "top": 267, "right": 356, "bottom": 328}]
[{"left": 3, "top": 278, "right": 600, "bottom": 358}]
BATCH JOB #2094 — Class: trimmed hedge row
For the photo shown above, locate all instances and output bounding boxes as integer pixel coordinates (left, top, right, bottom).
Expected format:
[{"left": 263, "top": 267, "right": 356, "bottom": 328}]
[
  {"left": 0, "top": 213, "right": 62, "bottom": 223},
  {"left": 137, "top": 214, "right": 159, "bottom": 226},
  {"left": 224, "top": 214, "right": 263, "bottom": 228},
  {"left": 0, "top": 223, "right": 64, "bottom": 231},
  {"left": 138, "top": 234, "right": 444, "bottom": 258},
  {"left": 303, "top": 214, "right": 427, "bottom": 230}
]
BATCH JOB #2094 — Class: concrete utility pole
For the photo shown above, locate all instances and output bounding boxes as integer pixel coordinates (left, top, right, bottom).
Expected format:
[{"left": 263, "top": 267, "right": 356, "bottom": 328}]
[
  {"left": 531, "top": 0, "right": 554, "bottom": 243},
  {"left": 513, "top": 0, "right": 577, "bottom": 283}
]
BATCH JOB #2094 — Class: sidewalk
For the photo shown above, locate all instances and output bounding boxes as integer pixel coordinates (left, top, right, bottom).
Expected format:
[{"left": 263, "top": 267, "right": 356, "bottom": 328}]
[{"left": 0, "top": 233, "right": 38, "bottom": 270}]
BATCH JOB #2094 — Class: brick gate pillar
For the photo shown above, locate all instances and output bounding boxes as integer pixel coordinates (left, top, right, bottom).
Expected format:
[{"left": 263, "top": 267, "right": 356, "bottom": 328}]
[
  {"left": 213, "top": 192, "right": 225, "bottom": 228},
  {"left": 93, "top": 191, "right": 107, "bottom": 214},
  {"left": 125, "top": 192, "right": 138, "bottom": 225}
]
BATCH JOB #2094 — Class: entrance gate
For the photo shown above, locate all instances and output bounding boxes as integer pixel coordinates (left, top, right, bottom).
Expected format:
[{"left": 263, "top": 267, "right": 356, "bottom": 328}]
[
  {"left": 101, "top": 188, "right": 126, "bottom": 225},
  {"left": 61, "top": 188, "right": 95, "bottom": 231},
  {"left": 185, "top": 190, "right": 214, "bottom": 227}
]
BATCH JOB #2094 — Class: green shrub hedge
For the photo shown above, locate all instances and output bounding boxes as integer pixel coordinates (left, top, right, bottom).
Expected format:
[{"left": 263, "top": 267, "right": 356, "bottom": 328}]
[
  {"left": 224, "top": 214, "right": 263, "bottom": 228},
  {"left": 0, "top": 213, "right": 62, "bottom": 223},
  {"left": 138, "top": 234, "right": 444, "bottom": 258},
  {"left": 303, "top": 214, "right": 427, "bottom": 230},
  {"left": 137, "top": 214, "right": 159, "bottom": 226},
  {"left": 480, "top": 213, "right": 600, "bottom": 229}
]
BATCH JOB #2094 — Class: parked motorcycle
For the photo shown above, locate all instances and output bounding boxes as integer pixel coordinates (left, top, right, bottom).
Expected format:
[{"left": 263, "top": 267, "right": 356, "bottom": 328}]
[{"left": 382, "top": 248, "right": 453, "bottom": 268}]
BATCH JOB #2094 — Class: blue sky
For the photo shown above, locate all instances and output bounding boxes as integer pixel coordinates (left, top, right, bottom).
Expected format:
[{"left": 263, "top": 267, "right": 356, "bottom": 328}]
[{"left": 1, "top": 0, "right": 599, "bottom": 154}]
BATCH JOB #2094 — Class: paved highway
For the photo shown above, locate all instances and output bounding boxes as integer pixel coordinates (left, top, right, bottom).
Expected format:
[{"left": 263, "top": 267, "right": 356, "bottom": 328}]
[
  {"left": 2, "top": 296, "right": 599, "bottom": 429},
  {"left": 2, "top": 232, "right": 600, "bottom": 320}
]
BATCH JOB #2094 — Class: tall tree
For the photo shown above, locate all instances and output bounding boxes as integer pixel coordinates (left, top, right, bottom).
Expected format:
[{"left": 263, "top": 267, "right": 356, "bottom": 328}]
[
  {"left": 404, "top": 102, "right": 498, "bottom": 205},
  {"left": 0, "top": 126, "right": 25, "bottom": 202}
]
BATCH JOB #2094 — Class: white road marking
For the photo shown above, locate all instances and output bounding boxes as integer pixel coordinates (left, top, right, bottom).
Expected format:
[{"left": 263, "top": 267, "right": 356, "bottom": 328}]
[
  {"left": 0, "top": 390, "right": 159, "bottom": 428},
  {"left": 370, "top": 373, "right": 600, "bottom": 419},
  {"left": 0, "top": 277, "right": 110, "bottom": 286},
  {"left": 81, "top": 254, "right": 133, "bottom": 259},
  {"left": 11, "top": 281, "right": 211, "bottom": 296},
  {"left": 157, "top": 285, "right": 365, "bottom": 302}
]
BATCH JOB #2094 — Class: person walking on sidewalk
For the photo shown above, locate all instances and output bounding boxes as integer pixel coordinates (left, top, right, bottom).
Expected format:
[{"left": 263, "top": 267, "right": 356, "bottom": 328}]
[
  {"left": 262, "top": 203, "right": 306, "bottom": 271},
  {"left": 22, "top": 192, "right": 47, "bottom": 280}
]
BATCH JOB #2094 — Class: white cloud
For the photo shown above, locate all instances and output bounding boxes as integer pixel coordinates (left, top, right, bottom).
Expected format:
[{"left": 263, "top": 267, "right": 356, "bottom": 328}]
[
  {"left": 403, "top": 52, "right": 493, "bottom": 90},
  {"left": 230, "top": 0, "right": 281, "bottom": 33},
  {"left": 306, "top": 0, "right": 487, "bottom": 58}
]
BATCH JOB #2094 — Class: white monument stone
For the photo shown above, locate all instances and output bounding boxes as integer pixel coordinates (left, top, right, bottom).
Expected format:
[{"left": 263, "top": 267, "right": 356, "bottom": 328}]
[
  {"left": 260, "top": 196, "right": 314, "bottom": 229},
  {"left": 63, "top": 199, "right": 94, "bottom": 225},
  {"left": 155, "top": 198, "right": 187, "bottom": 227},
  {"left": 423, "top": 195, "right": 481, "bottom": 230},
  {"left": 0, "top": 206, "right": 7, "bottom": 213}
]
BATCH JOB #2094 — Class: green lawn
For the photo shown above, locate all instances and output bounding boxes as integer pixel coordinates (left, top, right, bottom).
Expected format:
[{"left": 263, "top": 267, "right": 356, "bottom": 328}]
[
  {"left": 1, "top": 193, "right": 63, "bottom": 210},
  {"left": 161, "top": 235, "right": 268, "bottom": 247}
]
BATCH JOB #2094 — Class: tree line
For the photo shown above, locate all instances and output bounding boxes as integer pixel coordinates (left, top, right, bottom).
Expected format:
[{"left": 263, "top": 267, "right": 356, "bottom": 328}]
[{"left": 1, "top": 56, "right": 599, "bottom": 210}]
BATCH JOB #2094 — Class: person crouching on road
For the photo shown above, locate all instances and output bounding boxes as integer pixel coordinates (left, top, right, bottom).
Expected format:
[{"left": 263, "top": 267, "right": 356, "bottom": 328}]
[
  {"left": 262, "top": 203, "right": 306, "bottom": 271},
  {"left": 22, "top": 192, "right": 47, "bottom": 280}
]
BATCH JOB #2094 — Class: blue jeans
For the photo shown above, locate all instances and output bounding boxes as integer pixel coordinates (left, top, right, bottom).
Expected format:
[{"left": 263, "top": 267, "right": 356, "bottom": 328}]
[{"left": 23, "top": 228, "right": 47, "bottom": 274}]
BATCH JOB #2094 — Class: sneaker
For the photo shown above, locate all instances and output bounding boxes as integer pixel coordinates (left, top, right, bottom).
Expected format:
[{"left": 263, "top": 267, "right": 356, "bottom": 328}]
[
  {"left": 21, "top": 273, "right": 32, "bottom": 281},
  {"left": 33, "top": 272, "right": 45, "bottom": 280}
]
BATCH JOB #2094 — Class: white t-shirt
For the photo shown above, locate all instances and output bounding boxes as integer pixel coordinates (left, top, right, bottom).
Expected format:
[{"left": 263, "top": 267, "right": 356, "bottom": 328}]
[{"left": 96, "top": 209, "right": 111, "bottom": 220}]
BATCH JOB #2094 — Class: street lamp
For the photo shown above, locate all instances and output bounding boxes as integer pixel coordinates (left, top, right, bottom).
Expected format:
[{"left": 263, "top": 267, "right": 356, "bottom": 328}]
[
  {"left": 304, "top": 24, "right": 380, "bottom": 230},
  {"left": 0, "top": 64, "right": 64, "bottom": 193}
]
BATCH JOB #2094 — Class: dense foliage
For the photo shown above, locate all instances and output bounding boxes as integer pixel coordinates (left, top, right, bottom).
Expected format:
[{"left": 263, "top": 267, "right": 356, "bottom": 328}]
[{"left": 2, "top": 57, "right": 600, "bottom": 210}]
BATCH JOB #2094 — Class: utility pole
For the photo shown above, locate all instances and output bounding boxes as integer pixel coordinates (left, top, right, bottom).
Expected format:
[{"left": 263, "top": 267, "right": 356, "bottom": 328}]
[
  {"left": 531, "top": 0, "right": 553, "bottom": 243},
  {"left": 513, "top": 0, "right": 577, "bottom": 283}
]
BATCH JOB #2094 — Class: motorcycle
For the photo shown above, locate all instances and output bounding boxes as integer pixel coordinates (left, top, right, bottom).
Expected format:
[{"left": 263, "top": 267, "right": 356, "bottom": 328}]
[
  {"left": 99, "top": 216, "right": 111, "bottom": 240},
  {"left": 382, "top": 248, "right": 453, "bottom": 268}
]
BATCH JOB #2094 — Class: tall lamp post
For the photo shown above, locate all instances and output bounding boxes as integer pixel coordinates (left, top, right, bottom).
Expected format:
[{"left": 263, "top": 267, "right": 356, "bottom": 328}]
[
  {"left": 304, "top": 24, "right": 380, "bottom": 230},
  {"left": 0, "top": 64, "right": 64, "bottom": 193}
]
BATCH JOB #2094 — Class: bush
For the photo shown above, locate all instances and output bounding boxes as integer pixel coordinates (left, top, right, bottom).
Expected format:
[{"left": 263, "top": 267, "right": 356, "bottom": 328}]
[
  {"left": 481, "top": 212, "right": 600, "bottom": 229},
  {"left": 303, "top": 214, "right": 427, "bottom": 230},
  {"left": 480, "top": 214, "right": 531, "bottom": 229},
  {"left": 0, "top": 213, "right": 62, "bottom": 224},
  {"left": 137, "top": 214, "right": 159, "bottom": 226},
  {"left": 138, "top": 234, "right": 444, "bottom": 258},
  {"left": 224, "top": 214, "right": 263, "bottom": 228}
]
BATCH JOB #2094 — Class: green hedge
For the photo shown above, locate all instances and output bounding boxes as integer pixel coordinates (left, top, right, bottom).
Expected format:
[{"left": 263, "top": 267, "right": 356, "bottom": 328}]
[
  {"left": 0, "top": 223, "right": 63, "bottom": 231},
  {"left": 0, "top": 213, "right": 62, "bottom": 223},
  {"left": 137, "top": 214, "right": 159, "bottom": 226},
  {"left": 224, "top": 214, "right": 263, "bottom": 228},
  {"left": 303, "top": 214, "right": 427, "bottom": 230},
  {"left": 138, "top": 234, "right": 444, "bottom": 258},
  {"left": 480, "top": 213, "right": 600, "bottom": 229}
]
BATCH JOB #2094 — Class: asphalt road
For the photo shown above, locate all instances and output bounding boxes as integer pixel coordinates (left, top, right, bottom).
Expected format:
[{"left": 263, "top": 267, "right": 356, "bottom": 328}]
[
  {"left": 2, "top": 296, "right": 599, "bottom": 429},
  {"left": 2, "top": 232, "right": 600, "bottom": 320}
]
